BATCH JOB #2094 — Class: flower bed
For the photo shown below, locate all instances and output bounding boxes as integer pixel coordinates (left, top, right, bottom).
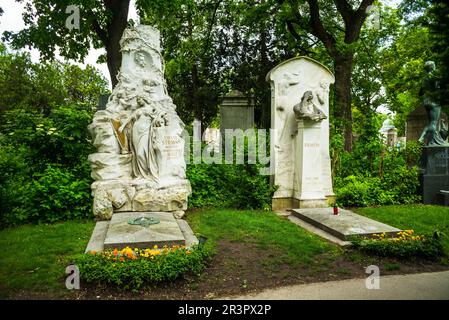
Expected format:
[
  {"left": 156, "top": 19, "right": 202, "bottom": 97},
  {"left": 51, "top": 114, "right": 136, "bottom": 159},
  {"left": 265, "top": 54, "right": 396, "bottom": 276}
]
[
  {"left": 351, "top": 230, "right": 444, "bottom": 259},
  {"left": 76, "top": 244, "right": 211, "bottom": 289}
]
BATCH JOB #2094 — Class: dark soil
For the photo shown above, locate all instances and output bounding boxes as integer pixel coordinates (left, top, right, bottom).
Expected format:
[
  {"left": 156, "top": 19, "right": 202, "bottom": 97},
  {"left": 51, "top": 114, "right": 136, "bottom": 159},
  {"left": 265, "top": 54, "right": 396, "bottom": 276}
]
[
  {"left": 70, "top": 239, "right": 449, "bottom": 300},
  {"left": 6, "top": 239, "right": 449, "bottom": 300}
]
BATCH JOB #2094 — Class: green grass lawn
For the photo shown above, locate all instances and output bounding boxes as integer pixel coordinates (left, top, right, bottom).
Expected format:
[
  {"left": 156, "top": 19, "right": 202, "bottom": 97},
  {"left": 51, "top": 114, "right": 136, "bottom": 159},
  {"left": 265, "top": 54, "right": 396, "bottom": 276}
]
[
  {"left": 353, "top": 204, "right": 449, "bottom": 254},
  {"left": 0, "top": 220, "right": 94, "bottom": 298},
  {"left": 186, "top": 209, "right": 336, "bottom": 266},
  {"left": 0, "top": 205, "right": 448, "bottom": 298}
]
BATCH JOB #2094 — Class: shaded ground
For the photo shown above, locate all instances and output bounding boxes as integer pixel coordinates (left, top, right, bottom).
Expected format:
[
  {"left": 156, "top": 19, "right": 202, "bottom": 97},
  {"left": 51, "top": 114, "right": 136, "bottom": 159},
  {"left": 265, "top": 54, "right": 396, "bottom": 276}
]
[
  {"left": 7, "top": 238, "right": 448, "bottom": 300},
  {"left": 2, "top": 206, "right": 449, "bottom": 300}
]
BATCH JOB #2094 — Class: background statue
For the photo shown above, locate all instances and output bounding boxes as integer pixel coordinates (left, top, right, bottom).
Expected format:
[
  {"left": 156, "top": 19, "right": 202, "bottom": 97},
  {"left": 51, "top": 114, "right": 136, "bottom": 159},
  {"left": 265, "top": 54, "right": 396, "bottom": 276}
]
[{"left": 418, "top": 61, "right": 449, "bottom": 146}]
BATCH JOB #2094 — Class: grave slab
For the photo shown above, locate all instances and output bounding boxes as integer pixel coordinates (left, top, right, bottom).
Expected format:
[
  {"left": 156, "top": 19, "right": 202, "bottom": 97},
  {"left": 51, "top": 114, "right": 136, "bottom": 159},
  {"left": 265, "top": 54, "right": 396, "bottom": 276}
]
[
  {"left": 103, "top": 211, "right": 185, "bottom": 250},
  {"left": 85, "top": 221, "right": 109, "bottom": 253},
  {"left": 291, "top": 208, "right": 401, "bottom": 240},
  {"left": 177, "top": 219, "right": 199, "bottom": 247}
]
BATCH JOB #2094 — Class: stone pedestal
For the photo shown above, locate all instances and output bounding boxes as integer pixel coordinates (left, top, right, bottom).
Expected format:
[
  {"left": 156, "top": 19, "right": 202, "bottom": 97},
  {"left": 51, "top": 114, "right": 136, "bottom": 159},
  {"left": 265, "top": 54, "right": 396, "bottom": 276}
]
[
  {"left": 293, "top": 120, "right": 327, "bottom": 208},
  {"left": 419, "top": 146, "right": 449, "bottom": 205}
]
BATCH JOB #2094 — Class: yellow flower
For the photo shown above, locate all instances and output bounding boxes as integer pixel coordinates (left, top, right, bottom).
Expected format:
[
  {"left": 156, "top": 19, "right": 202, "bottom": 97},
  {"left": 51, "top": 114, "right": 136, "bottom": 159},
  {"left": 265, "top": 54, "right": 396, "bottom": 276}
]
[{"left": 153, "top": 245, "right": 158, "bottom": 249}]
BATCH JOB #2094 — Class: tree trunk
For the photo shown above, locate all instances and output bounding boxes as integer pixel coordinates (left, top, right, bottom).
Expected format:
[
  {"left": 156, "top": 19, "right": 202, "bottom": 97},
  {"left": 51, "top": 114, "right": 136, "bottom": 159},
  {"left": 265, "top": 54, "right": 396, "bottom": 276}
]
[
  {"left": 333, "top": 52, "right": 354, "bottom": 151},
  {"left": 104, "top": 0, "right": 130, "bottom": 88},
  {"left": 258, "top": 26, "right": 271, "bottom": 129}
]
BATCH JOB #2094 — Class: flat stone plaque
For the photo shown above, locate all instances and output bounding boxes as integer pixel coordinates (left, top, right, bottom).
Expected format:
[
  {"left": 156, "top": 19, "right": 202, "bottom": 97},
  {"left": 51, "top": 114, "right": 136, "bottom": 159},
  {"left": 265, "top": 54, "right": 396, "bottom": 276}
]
[
  {"left": 103, "top": 211, "right": 185, "bottom": 250},
  {"left": 291, "top": 208, "right": 401, "bottom": 240}
]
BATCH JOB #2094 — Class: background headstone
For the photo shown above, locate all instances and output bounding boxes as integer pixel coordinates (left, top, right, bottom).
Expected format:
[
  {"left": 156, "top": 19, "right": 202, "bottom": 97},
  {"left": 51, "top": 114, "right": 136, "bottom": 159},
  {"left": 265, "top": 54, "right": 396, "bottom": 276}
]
[
  {"left": 219, "top": 90, "right": 254, "bottom": 137},
  {"left": 406, "top": 106, "right": 429, "bottom": 142}
]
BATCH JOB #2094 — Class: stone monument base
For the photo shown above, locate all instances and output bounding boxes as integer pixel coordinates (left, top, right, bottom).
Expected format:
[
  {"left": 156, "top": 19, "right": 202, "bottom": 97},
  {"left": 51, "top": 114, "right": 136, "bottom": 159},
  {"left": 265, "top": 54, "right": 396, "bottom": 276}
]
[
  {"left": 92, "top": 179, "right": 191, "bottom": 220},
  {"left": 419, "top": 146, "right": 449, "bottom": 205},
  {"left": 85, "top": 211, "right": 198, "bottom": 252},
  {"left": 272, "top": 196, "right": 334, "bottom": 211}
]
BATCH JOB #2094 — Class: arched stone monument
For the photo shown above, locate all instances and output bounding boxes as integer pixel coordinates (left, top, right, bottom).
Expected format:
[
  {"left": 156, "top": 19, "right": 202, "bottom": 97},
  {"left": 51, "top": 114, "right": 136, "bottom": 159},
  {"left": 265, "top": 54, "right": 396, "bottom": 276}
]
[{"left": 266, "top": 57, "right": 335, "bottom": 210}]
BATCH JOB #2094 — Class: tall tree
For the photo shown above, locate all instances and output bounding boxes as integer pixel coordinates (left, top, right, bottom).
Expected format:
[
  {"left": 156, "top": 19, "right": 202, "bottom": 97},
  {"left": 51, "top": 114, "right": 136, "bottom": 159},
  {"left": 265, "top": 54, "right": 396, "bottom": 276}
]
[
  {"left": 426, "top": 0, "right": 449, "bottom": 112},
  {"left": 3, "top": 0, "right": 131, "bottom": 88},
  {"left": 278, "top": 0, "right": 375, "bottom": 151},
  {"left": 138, "top": 0, "right": 226, "bottom": 128}
]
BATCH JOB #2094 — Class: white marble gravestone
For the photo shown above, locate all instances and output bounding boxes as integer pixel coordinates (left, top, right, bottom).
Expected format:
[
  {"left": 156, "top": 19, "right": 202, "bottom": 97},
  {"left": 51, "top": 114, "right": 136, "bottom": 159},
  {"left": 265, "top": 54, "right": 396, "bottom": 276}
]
[
  {"left": 266, "top": 57, "right": 335, "bottom": 210},
  {"left": 88, "top": 25, "right": 191, "bottom": 220}
]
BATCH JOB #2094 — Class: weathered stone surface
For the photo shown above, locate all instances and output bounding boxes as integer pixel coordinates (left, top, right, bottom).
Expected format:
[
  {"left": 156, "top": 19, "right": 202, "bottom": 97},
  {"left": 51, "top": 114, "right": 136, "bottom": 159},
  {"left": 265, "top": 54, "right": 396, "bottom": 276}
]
[
  {"left": 91, "top": 180, "right": 190, "bottom": 219},
  {"left": 267, "top": 57, "right": 335, "bottom": 210},
  {"left": 103, "top": 212, "right": 185, "bottom": 250},
  {"left": 85, "top": 221, "right": 109, "bottom": 253},
  {"left": 291, "top": 208, "right": 401, "bottom": 240},
  {"left": 177, "top": 219, "right": 199, "bottom": 247},
  {"left": 87, "top": 25, "right": 191, "bottom": 219},
  {"left": 173, "top": 210, "right": 185, "bottom": 219},
  {"left": 132, "top": 183, "right": 190, "bottom": 212},
  {"left": 92, "top": 186, "right": 114, "bottom": 220},
  {"left": 220, "top": 90, "right": 255, "bottom": 137},
  {"left": 88, "top": 153, "right": 132, "bottom": 181}
]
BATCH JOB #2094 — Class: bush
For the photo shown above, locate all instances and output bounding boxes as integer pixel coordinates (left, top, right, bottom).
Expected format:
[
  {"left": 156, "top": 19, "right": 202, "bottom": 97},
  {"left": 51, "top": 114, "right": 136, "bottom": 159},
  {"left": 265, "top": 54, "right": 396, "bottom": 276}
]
[
  {"left": 335, "top": 175, "right": 386, "bottom": 207},
  {"left": 187, "top": 162, "right": 275, "bottom": 210},
  {"left": 351, "top": 230, "right": 444, "bottom": 259},
  {"left": 333, "top": 135, "right": 422, "bottom": 207},
  {"left": 29, "top": 165, "right": 92, "bottom": 223},
  {"left": 1, "top": 106, "right": 94, "bottom": 171},
  {"left": 76, "top": 244, "right": 212, "bottom": 290},
  {"left": 186, "top": 133, "right": 275, "bottom": 210},
  {"left": 0, "top": 105, "right": 94, "bottom": 226},
  {"left": 0, "top": 140, "right": 33, "bottom": 227}
]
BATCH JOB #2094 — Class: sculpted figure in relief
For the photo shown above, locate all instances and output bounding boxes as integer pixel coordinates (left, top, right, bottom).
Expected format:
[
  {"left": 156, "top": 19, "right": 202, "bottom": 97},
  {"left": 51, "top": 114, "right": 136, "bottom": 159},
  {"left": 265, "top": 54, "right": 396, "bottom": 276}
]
[{"left": 293, "top": 90, "right": 327, "bottom": 122}]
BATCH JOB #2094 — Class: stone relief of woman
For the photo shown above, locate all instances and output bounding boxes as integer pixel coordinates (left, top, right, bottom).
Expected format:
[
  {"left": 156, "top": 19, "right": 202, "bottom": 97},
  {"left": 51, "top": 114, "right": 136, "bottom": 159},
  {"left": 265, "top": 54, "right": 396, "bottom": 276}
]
[{"left": 118, "top": 105, "right": 164, "bottom": 181}]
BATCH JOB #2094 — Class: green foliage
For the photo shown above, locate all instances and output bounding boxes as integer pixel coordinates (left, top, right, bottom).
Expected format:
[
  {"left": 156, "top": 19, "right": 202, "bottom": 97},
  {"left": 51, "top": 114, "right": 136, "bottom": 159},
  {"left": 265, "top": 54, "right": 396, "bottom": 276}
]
[
  {"left": 186, "top": 132, "right": 275, "bottom": 210},
  {"left": 0, "top": 46, "right": 108, "bottom": 116},
  {"left": 187, "top": 162, "right": 274, "bottom": 210},
  {"left": 0, "top": 49, "right": 106, "bottom": 227},
  {"left": 29, "top": 165, "right": 92, "bottom": 223},
  {"left": 76, "top": 245, "right": 212, "bottom": 290},
  {"left": 333, "top": 131, "right": 421, "bottom": 207},
  {"left": 0, "top": 107, "right": 95, "bottom": 226},
  {"left": 351, "top": 231, "right": 444, "bottom": 259},
  {"left": 353, "top": 204, "right": 449, "bottom": 255},
  {"left": 1, "top": 106, "right": 95, "bottom": 170}
]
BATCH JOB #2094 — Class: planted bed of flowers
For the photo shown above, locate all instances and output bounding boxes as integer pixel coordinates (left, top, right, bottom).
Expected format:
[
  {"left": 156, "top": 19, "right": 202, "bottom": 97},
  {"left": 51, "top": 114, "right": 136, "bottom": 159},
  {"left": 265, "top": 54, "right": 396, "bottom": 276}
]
[
  {"left": 76, "top": 244, "right": 211, "bottom": 289},
  {"left": 351, "top": 229, "right": 444, "bottom": 259}
]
